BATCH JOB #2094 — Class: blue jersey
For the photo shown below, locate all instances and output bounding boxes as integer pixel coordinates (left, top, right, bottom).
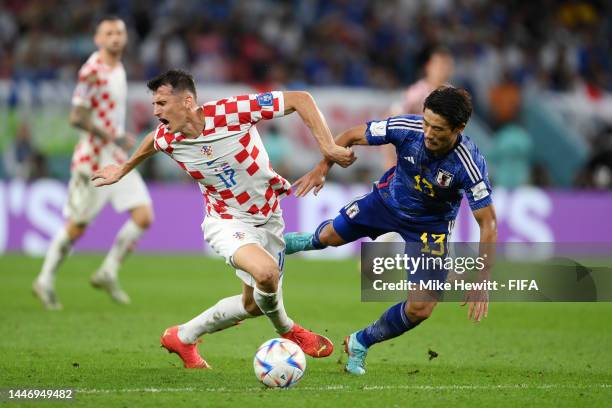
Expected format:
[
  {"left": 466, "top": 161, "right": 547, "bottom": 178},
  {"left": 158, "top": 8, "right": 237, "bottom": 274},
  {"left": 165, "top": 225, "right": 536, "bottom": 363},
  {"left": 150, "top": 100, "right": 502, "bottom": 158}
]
[{"left": 365, "top": 114, "right": 493, "bottom": 224}]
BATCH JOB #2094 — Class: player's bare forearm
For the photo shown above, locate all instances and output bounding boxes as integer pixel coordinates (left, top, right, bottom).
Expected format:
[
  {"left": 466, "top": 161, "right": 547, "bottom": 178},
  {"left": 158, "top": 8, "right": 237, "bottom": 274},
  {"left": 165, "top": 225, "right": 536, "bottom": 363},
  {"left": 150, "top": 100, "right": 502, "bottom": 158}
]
[
  {"left": 283, "top": 91, "right": 354, "bottom": 167},
  {"left": 474, "top": 204, "right": 498, "bottom": 270},
  {"left": 91, "top": 132, "right": 156, "bottom": 186},
  {"left": 121, "top": 132, "right": 156, "bottom": 174},
  {"left": 69, "top": 106, "right": 114, "bottom": 143},
  {"left": 462, "top": 204, "right": 497, "bottom": 321},
  {"left": 283, "top": 91, "right": 333, "bottom": 150}
]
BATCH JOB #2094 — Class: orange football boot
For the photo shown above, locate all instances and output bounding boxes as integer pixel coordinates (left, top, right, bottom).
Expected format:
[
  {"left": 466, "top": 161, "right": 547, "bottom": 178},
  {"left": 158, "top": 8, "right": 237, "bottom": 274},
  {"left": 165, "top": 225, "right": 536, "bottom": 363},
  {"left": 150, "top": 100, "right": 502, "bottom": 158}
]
[
  {"left": 160, "top": 326, "right": 210, "bottom": 369},
  {"left": 281, "top": 323, "right": 334, "bottom": 358}
]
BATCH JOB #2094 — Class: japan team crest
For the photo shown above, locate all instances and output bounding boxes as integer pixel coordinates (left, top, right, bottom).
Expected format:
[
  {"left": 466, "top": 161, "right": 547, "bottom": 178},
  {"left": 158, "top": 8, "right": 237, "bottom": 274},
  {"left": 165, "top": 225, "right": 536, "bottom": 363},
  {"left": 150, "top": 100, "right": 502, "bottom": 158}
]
[
  {"left": 435, "top": 169, "right": 454, "bottom": 187},
  {"left": 201, "top": 145, "right": 213, "bottom": 158},
  {"left": 346, "top": 203, "right": 360, "bottom": 219}
]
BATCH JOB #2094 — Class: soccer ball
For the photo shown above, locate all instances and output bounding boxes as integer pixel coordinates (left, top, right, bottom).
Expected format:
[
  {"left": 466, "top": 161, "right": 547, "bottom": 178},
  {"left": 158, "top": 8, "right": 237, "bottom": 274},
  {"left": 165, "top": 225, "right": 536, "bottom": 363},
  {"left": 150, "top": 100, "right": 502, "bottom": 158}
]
[{"left": 253, "top": 338, "right": 306, "bottom": 388}]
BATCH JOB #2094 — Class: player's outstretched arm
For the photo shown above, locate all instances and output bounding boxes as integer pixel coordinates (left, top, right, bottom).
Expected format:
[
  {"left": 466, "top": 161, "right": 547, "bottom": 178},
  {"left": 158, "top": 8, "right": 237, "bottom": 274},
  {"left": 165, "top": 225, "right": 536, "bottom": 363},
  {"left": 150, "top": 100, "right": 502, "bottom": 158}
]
[
  {"left": 462, "top": 204, "right": 498, "bottom": 322},
  {"left": 283, "top": 91, "right": 355, "bottom": 168},
  {"left": 91, "top": 131, "right": 157, "bottom": 187},
  {"left": 293, "top": 125, "right": 368, "bottom": 197}
]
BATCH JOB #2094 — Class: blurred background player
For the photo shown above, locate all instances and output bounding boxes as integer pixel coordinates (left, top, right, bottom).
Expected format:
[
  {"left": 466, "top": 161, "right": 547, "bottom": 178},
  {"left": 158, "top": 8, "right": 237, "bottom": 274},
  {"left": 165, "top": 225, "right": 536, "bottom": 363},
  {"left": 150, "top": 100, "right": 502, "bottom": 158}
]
[
  {"left": 32, "top": 16, "right": 154, "bottom": 310},
  {"left": 376, "top": 47, "right": 455, "bottom": 243},
  {"left": 285, "top": 87, "right": 497, "bottom": 375},
  {"left": 92, "top": 69, "right": 354, "bottom": 368},
  {"left": 385, "top": 47, "right": 455, "bottom": 168}
]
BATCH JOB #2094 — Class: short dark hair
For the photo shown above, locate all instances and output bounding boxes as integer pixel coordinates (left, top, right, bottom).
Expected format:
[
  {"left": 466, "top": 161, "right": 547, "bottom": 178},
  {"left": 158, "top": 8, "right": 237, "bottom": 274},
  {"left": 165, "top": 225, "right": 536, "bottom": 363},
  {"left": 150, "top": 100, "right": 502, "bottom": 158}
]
[
  {"left": 95, "top": 14, "right": 123, "bottom": 30},
  {"left": 427, "top": 46, "right": 452, "bottom": 61},
  {"left": 146, "top": 70, "right": 197, "bottom": 98},
  {"left": 423, "top": 86, "right": 472, "bottom": 130}
]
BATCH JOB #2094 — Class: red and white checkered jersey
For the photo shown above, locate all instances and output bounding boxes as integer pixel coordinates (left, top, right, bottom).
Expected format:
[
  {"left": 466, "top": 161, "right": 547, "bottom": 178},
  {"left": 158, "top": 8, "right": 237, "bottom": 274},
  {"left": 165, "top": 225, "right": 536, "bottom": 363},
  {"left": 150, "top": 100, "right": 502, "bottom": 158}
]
[
  {"left": 70, "top": 52, "right": 128, "bottom": 175},
  {"left": 153, "top": 91, "right": 292, "bottom": 224}
]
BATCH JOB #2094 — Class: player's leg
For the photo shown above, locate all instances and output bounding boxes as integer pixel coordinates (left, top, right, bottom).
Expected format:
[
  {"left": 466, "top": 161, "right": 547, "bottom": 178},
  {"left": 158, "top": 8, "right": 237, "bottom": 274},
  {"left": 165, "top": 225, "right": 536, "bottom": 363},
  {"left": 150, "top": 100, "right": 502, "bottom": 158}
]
[
  {"left": 233, "top": 243, "right": 295, "bottom": 333},
  {"left": 345, "top": 294, "right": 438, "bottom": 375},
  {"left": 161, "top": 282, "right": 261, "bottom": 369},
  {"left": 33, "top": 221, "right": 87, "bottom": 310},
  {"left": 92, "top": 170, "right": 153, "bottom": 303},
  {"left": 178, "top": 282, "right": 262, "bottom": 345},
  {"left": 161, "top": 218, "right": 276, "bottom": 368},
  {"left": 345, "top": 224, "right": 449, "bottom": 374},
  {"left": 33, "top": 173, "right": 104, "bottom": 310},
  {"left": 160, "top": 245, "right": 278, "bottom": 369},
  {"left": 285, "top": 191, "right": 387, "bottom": 254}
]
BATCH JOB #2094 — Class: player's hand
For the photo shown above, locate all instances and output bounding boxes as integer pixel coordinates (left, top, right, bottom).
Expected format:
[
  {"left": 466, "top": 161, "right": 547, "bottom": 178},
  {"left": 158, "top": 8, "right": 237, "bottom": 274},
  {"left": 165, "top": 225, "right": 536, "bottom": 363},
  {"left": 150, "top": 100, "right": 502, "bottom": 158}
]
[
  {"left": 293, "top": 164, "right": 328, "bottom": 197},
  {"left": 323, "top": 145, "right": 355, "bottom": 168},
  {"left": 461, "top": 289, "right": 489, "bottom": 322},
  {"left": 91, "top": 164, "right": 124, "bottom": 187}
]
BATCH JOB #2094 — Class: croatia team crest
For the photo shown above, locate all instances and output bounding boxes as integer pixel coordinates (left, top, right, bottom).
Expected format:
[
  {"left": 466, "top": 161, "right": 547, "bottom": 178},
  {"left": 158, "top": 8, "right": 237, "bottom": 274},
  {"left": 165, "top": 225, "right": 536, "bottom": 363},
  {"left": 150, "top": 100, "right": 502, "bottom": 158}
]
[
  {"left": 435, "top": 169, "right": 454, "bottom": 187},
  {"left": 233, "top": 231, "right": 245, "bottom": 240},
  {"left": 201, "top": 145, "right": 213, "bottom": 158},
  {"left": 256, "top": 92, "right": 274, "bottom": 106}
]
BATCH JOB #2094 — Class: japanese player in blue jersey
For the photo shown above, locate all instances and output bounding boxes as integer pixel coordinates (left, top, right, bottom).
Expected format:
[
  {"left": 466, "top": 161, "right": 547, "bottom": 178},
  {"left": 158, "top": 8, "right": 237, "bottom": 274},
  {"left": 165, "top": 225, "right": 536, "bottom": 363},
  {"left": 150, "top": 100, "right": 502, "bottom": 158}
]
[{"left": 284, "top": 87, "right": 498, "bottom": 375}]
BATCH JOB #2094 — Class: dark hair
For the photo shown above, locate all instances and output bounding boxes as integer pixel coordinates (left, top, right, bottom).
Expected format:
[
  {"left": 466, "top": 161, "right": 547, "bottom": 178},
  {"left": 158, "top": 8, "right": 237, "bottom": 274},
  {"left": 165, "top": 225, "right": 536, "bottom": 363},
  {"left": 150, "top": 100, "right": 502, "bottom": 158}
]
[
  {"left": 147, "top": 69, "right": 197, "bottom": 98},
  {"left": 427, "top": 46, "right": 452, "bottom": 61},
  {"left": 95, "top": 14, "right": 123, "bottom": 29},
  {"left": 423, "top": 86, "right": 472, "bottom": 130}
]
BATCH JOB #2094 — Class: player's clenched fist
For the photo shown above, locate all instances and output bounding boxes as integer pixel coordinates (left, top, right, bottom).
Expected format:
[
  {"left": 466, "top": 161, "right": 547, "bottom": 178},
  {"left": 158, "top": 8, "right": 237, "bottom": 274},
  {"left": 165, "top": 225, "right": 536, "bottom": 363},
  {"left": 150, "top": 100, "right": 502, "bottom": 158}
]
[{"left": 323, "top": 145, "right": 355, "bottom": 168}]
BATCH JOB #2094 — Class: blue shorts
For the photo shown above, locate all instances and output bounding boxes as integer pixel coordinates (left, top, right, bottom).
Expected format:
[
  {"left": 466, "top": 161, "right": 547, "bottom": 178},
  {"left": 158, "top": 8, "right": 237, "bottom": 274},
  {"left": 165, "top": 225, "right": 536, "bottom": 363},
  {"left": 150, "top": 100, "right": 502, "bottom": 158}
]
[{"left": 333, "top": 188, "right": 452, "bottom": 283}]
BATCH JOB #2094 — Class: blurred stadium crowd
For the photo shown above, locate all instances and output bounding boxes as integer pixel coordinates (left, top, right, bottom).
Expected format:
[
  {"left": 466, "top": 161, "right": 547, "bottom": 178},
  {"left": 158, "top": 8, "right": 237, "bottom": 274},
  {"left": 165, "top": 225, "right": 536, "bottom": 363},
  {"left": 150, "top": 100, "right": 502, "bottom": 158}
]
[{"left": 1, "top": 0, "right": 612, "bottom": 188}]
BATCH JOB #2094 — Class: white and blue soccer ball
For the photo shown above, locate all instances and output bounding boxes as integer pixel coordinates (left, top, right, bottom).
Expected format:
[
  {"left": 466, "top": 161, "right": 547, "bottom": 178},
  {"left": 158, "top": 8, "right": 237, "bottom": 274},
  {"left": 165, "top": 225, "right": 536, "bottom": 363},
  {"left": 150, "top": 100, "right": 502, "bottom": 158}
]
[{"left": 253, "top": 338, "right": 306, "bottom": 388}]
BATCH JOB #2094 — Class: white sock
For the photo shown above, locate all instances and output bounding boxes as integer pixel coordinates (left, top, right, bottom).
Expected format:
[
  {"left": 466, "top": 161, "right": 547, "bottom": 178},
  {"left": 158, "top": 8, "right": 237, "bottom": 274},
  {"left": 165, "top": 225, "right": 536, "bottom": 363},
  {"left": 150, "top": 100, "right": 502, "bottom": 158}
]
[
  {"left": 100, "top": 219, "right": 145, "bottom": 279},
  {"left": 253, "top": 286, "right": 294, "bottom": 335},
  {"left": 37, "top": 228, "right": 72, "bottom": 287},
  {"left": 178, "top": 295, "right": 254, "bottom": 344}
]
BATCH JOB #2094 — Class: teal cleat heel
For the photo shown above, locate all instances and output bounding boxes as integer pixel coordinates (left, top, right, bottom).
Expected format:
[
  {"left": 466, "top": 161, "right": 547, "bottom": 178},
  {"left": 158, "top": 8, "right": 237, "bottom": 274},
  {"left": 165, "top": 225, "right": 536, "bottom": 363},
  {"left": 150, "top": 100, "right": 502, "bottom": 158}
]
[{"left": 344, "top": 333, "right": 368, "bottom": 375}]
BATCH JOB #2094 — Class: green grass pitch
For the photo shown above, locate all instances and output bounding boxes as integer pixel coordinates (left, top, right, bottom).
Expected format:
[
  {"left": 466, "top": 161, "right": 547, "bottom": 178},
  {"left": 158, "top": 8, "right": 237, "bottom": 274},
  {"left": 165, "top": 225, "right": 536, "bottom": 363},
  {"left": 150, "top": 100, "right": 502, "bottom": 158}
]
[{"left": 1, "top": 254, "right": 611, "bottom": 407}]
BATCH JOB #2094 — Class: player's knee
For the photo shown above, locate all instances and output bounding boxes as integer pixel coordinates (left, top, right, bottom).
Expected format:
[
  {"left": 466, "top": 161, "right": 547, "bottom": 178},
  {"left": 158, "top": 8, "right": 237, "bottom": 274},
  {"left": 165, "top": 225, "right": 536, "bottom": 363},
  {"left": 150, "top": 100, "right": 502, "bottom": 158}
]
[
  {"left": 132, "top": 206, "right": 154, "bottom": 229},
  {"left": 252, "top": 262, "right": 279, "bottom": 292},
  {"left": 66, "top": 222, "right": 87, "bottom": 241},
  {"left": 406, "top": 302, "right": 435, "bottom": 322}
]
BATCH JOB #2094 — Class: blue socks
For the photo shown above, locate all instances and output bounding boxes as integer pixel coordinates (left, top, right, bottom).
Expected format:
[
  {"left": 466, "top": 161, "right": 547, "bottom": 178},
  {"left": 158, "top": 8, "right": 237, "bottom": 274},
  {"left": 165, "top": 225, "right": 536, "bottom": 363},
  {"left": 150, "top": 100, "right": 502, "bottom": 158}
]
[
  {"left": 311, "top": 219, "right": 332, "bottom": 249},
  {"left": 356, "top": 302, "right": 421, "bottom": 348}
]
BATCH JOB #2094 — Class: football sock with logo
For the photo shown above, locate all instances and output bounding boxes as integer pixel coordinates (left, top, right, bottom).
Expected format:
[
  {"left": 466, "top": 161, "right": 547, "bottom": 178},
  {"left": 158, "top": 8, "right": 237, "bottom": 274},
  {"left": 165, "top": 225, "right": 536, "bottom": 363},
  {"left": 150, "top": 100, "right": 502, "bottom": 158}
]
[
  {"left": 178, "top": 294, "right": 255, "bottom": 344},
  {"left": 36, "top": 228, "right": 73, "bottom": 287},
  {"left": 356, "top": 302, "right": 421, "bottom": 348},
  {"left": 253, "top": 286, "right": 294, "bottom": 334}
]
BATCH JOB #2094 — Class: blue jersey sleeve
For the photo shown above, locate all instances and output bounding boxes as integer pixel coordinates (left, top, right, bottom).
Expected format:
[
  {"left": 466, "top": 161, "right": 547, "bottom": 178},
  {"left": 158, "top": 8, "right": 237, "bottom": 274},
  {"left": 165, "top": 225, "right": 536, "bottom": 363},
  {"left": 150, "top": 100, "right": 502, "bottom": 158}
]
[
  {"left": 457, "top": 145, "right": 493, "bottom": 211},
  {"left": 365, "top": 115, "right": 422, "bottom": 147}
]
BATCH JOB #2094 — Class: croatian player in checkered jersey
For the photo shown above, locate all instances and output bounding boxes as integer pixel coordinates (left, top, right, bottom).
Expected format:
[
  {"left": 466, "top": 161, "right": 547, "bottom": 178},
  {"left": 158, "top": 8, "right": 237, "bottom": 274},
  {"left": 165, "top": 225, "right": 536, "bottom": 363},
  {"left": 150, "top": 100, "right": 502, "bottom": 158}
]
[
  {"left": 284, "top": 87, "right": 498, "bottom": 375},
  {"left": 33, "top": 16, "right": 154, "bottom": 310},
  {"left": 92, "top": 69, "right": 355, "bottom": 367}
]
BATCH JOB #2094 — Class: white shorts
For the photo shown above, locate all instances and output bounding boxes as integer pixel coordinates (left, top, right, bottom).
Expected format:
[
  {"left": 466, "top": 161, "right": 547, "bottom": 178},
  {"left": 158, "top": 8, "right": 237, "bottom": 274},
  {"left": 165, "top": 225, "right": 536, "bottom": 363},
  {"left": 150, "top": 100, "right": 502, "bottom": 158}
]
[
  {"left": 63, "top": 169, "right": 152, "bottom": 224},
  {"left": 203, "top": 213, "right": 286, "bottom": 287}
]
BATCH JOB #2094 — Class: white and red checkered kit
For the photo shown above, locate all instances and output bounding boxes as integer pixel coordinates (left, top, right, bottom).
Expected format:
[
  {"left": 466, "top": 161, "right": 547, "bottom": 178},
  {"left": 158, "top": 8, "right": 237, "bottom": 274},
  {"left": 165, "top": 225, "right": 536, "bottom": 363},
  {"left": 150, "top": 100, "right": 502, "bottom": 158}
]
[
  {"left": 153, "top": 91, "right": 292, "bottom": 225},
  {"left": 71, "top": 52, "right": 128, "bottom": 175}
]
